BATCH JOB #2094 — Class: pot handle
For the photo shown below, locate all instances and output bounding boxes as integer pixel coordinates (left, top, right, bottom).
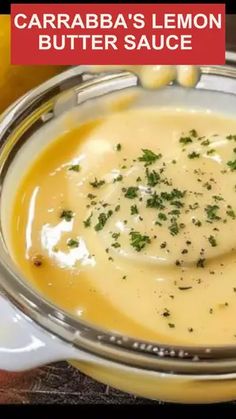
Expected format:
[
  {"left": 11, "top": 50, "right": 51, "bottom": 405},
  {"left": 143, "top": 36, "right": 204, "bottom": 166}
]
[{"left": 0, "top": 295, "right": 91, "bottom": 371}]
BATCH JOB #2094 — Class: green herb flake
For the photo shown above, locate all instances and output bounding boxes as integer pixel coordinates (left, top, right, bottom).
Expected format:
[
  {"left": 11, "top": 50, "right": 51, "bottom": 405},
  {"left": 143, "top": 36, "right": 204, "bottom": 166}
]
[
  {"left": 111, "top": 242, "right": 121, "bottom": 248},
  {"left": 83, "top": 212, "right": 93, "bottom": 228},
  {"left": 95, "top": 210, "right": 113, "bottom": 232},
  {"left": 227, "top": 160, "right": 236, "bottom": 171},
  {"left": 90, "top": 178, "right": 105, "bottom": 188},
  {"left": 226, "top": 209, "right": 236, "bottom": 219},
  {"left": 179, "top": 137, "right": 193, "bottom": 145},
  {"left": 131, "top": 205, "right": 139, "bottom": 215},
  {"left": 213, "top": 195, "right": 224, "bottom": 202},
  {"left": 158, "top": 212, "right": 167, "bottom": 221},
  {"left": 146, "top": 168, "right": 160, "bottom": 187},
  {"left": 129, "top": 231, "right": 151, "bottom": 252},
  {"left": 226, "top": 135, "right": 236, "bottom": 141},
  {"left": 205, "top": 205, "right": 220, "bottom": 221},
  {"left": 113, "top": 175, "right": 123, "bottom": 183},
  {"left": 162, "top": 308, "right": 170, "bottom": 317},
  {"left": 188, "top": 151, "right": 200, "bottom": 159},
  {"left": 146, "top": 192, "right": 164, "bottom": 210},
  {"left": 190, "top": 129, "right": 198, "bottom": 138},
  {"left": 124, "top": 186, "right": 139, "bottom": 199},
  {"left": 138, "top": 149, "right": 162, "bottom": 166},
  {"left": 169, "top": 219, "right": 179, "bottom": 236},
  {"left": 168, "top": 323, "right": 175, "bottom": 328},
  {"left": 203, "top": 182, "right": 212, "bottom": 190},
  {"left": 69, "top": 164, "right": 80, "bottom": 172},
  {"left": 60, "top": 210, "right": 74, "bottom": 222},
  {"left": 87, "top": 193, "right": 96, "bottom": 200},
  {"left": 112, "top": 233, "right": 120, "bottom": 241},
  {"left": 201, "top": 139, "right": 210, "bottom": 146},
  {"left": 116, "top": 143, "right": 122, "bottom": 151},
  {"left": 207, "top": 149, "right": 215, "bottom": 155},
  {"left": 208, "top": 235, "right": 217, "bottom": 247},
  {"left": 196, "top": 258, "right": 206, "bottom": 268},
  {"left": 67, "top": 238, "right": 79, "bottom": 248}
]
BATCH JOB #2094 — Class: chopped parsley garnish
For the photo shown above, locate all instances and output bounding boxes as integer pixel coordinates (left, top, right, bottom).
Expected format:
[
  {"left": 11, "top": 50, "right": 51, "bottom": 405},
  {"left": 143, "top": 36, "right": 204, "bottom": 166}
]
[
  {"left": 90, "top": 178, "right": 105, "bottom": 188},
  {"left": 189, "top": 202, "right": 199, "bottom": 210},
  {"left": 67, "top": 238, "right": 79, "bottom": 248},
  {"left": 158, "top": 212, "right": 167, "bottom": 221},
  {"left": 129, "top": 231, "right": 151, "bottom": 252},
  {"left": 192, "top": 219, "right": 202, "bottom": 227},
  {"left": 179, "top": 136, "right": 192, "bottom": 145},
  {"left": 208, "top": 235, "right": 217, "bottom": 247},
  {"left": 213, "top": 195, "right": 224, "bottom": 202},
  {"left": 226, "top": 134, "right": 236, "bottom": 141},
  {"left": 69, "top": 164, "right": 80, "bottom": 172},
  {"left": 171, "top": 200, "right": 184, "bottom": 208},
  {"left": 87, "top": 193, "right": 96, "bottom": 200},
  {"left": 60, "top": 210, "right": 74, "bottom": 222},
  {"left": 124, "top": 186, "right": 139, "bottom": 199},
  {"left": 131, "top": 205, "right": 139, "bottom": 215},
  {"left": 201, "top": 139, "right": 210, "bottom": 146},
  {"left": 188, "top": 151, "right": 200, "bottom": 159},
  {"left": 196, "top": 258, "right": 206, "bottom": 268},
  {"left": 145, "top": 168, "right": 160, "bottom": 186},
  {"left": 116, "top": 143, "right": 122, "bottom": 151},
  {"left": 83, "top": 212, "right": 93, "bottom": 228},
  {"left": 162, "top": 189, "right": 186, "bottom": 200},
  {"left": 111, "top": 242, "right": 121, "bottom": 248},
  {"left": 207, "top": 149, "right": 215, "bottom": 155},
  {"left": 226, "top": 209, "right": 236, "bottom": 219},
  {"left": 203, "top": 182, "right": 212, "bottom": 190},
  {"left": 146, "top": 192, "right": 164, "bottom": 209},
  {"left": 178, "top": 286, "right": 192, "bottom": 291},
  {"left": 205, "top": 204, "right": 220, "bottom": 221},
  {"left": 169, "top": 219, "right": 179, "bottom": 236},
  {"left": 112, "top": 232, "right": 120, "bottom": 240},
  {"left": 168, "top": 323, "right": 175, "bottom": 328},
  {"left": 115, "top": 205, "right": 120, "bottom": 212},
  {"left": 138, "top": 149, "right": 162, "bottom": 166},
  {"left": 190, "top": 129, "right": 198, "bottom": 138},
  {"left": 95, "top": 210, "right": 113, "bottom": 232},
  {"left": 113, "top": 174, "right": 123, "bottom": 183},
  {"left": 227, "top": 160, "right": 236, "bottom": 171},
  {"left": 162, "top": 308, "right": 170, "bottom": 317},
  {"left": 169, "top": 209, "right": 180, "bottom": 216}
]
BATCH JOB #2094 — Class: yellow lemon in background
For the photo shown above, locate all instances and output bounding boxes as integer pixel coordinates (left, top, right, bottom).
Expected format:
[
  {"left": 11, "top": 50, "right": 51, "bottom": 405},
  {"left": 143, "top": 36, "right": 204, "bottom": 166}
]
[{"left": 0, "top": 15, "right": 65, "bottom": 114}]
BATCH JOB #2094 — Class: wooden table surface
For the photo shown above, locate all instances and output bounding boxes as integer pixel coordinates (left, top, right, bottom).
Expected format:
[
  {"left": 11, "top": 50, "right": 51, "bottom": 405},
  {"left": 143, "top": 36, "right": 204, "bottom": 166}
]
[{"left": 1, "top": 15, "right": 236, "bottom": 406}]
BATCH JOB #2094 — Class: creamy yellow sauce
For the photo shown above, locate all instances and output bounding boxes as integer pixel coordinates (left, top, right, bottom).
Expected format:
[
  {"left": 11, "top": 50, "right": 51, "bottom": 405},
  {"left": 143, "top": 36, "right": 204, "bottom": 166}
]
[{"left": 10, "top": 107, "right": 236, "bottom": 345}]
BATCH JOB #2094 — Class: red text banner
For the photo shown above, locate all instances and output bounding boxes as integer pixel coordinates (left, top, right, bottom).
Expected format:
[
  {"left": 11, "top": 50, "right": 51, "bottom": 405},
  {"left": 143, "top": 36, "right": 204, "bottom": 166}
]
[{"left": 11, "top": 3, "right": 225, "bottom": 65}]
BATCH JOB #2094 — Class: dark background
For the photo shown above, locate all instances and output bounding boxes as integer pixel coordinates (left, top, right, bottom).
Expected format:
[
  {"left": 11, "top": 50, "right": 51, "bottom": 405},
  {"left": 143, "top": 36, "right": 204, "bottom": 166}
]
[{"left": 226, "top": 15, "right": 236, "bottom": 51}]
